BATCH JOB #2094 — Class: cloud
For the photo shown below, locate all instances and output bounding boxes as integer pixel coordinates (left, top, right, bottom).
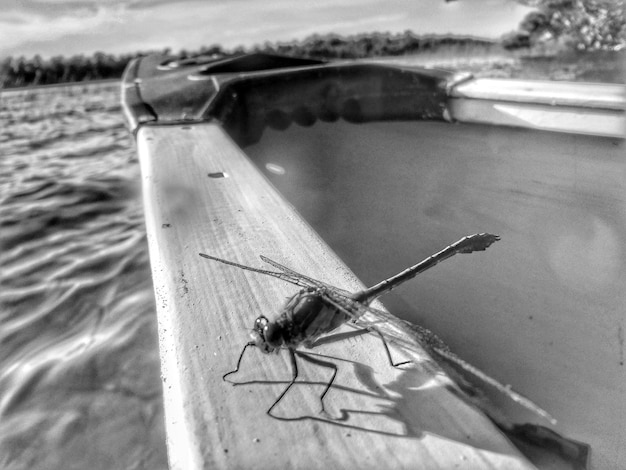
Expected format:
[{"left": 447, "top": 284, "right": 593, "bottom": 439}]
[
  {"left": 0, "top": 0, "right": 534, "bottom": 58},
  {"left": 0, "top": 4, "right": 129, "bottom": 56},
  {"left": 3, "top": 0, "right": 119, "bottom": 17}
]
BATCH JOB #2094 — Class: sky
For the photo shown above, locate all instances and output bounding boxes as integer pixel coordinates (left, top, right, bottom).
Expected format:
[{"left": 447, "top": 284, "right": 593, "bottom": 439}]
[{"left": 0, "top": 0, "right": 535, "bottom": 58}]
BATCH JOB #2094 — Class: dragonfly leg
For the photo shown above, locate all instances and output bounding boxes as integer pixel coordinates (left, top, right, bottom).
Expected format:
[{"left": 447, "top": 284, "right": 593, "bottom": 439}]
[
  {"left": 267, "top": 348, "right": 300, "bottom": 416},
  {"left": 371, "top": 328, "right": 411, "bottom": 368},
  {"left": 295, "top": 351, "right": 338, "bottom": 414},
  {"left": 223, "top": 341, "right": 256, "bottom": 381}
]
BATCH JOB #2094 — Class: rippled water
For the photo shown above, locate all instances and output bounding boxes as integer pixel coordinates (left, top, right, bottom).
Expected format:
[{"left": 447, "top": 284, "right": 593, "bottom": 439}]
[{"left": 0, "top": 83, "right": 167, "bottom": 470}]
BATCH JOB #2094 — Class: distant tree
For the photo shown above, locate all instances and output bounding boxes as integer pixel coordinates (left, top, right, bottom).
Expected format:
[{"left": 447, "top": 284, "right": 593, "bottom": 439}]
[
  {"left": 0, "top": 31, "right": 497, "bottom": 88},
  {"left": 198, "top": 44, "right": 224, "bottom": 57},
  {"left": 504, "top": 0, "right": 625, "bottom": 51}
]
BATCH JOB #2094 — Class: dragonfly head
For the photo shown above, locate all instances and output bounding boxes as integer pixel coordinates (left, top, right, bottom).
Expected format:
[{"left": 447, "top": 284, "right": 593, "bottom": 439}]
[{"left": 250, "top": 315, "right": 282, "bottom": 353}]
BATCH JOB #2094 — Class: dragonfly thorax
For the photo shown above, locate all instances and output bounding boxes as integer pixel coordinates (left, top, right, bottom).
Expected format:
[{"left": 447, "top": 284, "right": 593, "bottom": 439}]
[{"left": 281, "top": 289, "right": 347, "bottom": 347}]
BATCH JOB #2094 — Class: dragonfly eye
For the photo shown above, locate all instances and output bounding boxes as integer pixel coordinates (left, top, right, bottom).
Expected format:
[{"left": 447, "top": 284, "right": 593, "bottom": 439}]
[
  {"left": 251, "top": 316, "right": 276, "bottom": 353},
  {"left": 254, "top": 316, "right": 269, "bottom": 333}
]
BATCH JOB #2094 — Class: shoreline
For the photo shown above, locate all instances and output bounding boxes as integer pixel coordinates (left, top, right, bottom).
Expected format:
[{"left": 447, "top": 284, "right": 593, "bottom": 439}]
[{"left": 3, "top": 47, "right": 623, "bottom": 93}]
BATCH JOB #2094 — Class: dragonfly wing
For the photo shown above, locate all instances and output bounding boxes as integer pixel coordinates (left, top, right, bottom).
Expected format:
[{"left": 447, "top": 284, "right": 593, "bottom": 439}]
[
  {"left": 320, "top": 290, "right": 556, "bottom": 424},
  {"left": 259, "top": 255, "right": 340, "bottom": 290},
  {"left": 199, "top": 253, "right": 313, "bottom": 288},
  {"left": 322, "top": 292, "right": 449, "bottom": 355}
]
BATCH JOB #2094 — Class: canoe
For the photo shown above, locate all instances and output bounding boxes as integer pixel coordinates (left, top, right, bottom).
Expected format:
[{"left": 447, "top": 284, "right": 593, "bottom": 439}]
[{"left": 122, "top": 52, "right": 625, "bottom": 470}]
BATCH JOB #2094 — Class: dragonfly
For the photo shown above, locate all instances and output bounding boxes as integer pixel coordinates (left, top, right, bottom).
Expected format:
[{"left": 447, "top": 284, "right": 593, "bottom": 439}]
[{"left": 199, "top": 233, "right": 554, "bottom": 423}]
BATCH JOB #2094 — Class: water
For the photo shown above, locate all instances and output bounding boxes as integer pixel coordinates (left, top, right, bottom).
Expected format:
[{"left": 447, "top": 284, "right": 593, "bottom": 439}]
[{"left": 0, "top": 83, "right": 167, "bottom": 470}]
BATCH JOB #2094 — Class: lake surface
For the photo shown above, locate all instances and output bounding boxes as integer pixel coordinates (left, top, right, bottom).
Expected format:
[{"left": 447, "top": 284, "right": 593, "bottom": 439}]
[{"left": 0, "top": 83, "right": 167, "bottom": 470}]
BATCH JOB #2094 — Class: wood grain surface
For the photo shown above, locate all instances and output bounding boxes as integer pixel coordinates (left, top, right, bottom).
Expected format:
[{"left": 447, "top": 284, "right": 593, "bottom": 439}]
[{"left": 136, "top": 123, "right": 536, "bottom": 469}]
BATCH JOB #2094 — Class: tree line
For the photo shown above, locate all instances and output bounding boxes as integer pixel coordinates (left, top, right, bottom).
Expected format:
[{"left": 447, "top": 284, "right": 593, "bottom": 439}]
[
  {"left": 1, "top": 0, "right": 623, "bottom": 89},
  {"left": 1, "top": 51, "right": 139, "bottom": 88},
  {"left": 0, "top": 34, "right": 498, "bottom": 88}
]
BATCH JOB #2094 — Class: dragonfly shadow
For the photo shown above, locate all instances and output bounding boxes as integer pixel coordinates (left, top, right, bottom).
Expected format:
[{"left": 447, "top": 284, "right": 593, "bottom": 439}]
[
  {"left": 310, "top": 328, "right": 528, "bottom": 455},
  {"left": 364, "top": 360, "right": 523, "bottom": 456},
  {"left": 225, "top": 329, "right": 524, "bottom": 457},
  {"left": 230, "top": 350, "right": 526, "bottom": 456},
  {"left": 244, "top": 388, "right": 414, "bottom": 438},
  {"left": 226, "top": 345, "right": 414, "bottom": 438},
  {"left": 231, "top": 352, "right": 411, "bottom": 437}
]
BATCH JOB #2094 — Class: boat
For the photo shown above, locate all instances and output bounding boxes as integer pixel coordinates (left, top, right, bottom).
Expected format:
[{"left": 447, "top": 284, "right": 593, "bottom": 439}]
[{"left": 121, "top": 52, "right": 625, "bottom": 470}]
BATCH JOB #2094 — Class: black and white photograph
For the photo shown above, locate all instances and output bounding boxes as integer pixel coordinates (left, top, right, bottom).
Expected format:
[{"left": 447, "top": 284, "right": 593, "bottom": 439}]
[{"left": 1, "top": 1, "right": 624, "bottom": 469}]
